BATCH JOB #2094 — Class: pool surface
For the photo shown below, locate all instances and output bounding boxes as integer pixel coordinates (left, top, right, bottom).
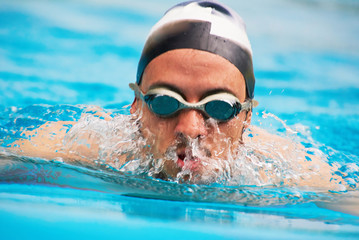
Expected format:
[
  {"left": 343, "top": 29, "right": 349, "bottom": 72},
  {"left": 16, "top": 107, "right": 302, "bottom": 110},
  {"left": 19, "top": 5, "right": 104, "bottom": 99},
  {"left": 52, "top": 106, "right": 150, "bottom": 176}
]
[{"left": 1, "top": 0, "right": 359, "bottom": 239}]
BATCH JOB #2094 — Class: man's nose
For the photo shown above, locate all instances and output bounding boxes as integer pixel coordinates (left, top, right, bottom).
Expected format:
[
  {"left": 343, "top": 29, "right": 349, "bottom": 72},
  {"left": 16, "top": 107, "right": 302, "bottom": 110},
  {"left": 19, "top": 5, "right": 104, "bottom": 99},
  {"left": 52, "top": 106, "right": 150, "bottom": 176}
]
[{"left": 174, "top": 109, "right": 208, "bottom": 139}]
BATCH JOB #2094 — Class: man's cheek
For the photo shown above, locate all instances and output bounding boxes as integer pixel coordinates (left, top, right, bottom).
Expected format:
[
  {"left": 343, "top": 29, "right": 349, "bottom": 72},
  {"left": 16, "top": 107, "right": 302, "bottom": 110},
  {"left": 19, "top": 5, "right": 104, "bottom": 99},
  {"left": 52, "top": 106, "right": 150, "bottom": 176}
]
[{"left": 145, "top": 130, "right": 174, "bottom": 157}]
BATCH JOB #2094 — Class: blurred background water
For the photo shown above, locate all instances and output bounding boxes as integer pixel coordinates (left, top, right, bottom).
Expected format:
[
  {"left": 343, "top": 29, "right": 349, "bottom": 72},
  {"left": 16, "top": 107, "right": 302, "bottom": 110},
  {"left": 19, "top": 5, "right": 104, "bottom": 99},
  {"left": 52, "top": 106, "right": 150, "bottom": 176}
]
[{"left": 0, "top": 0, "right": 359, "bottom": 239}]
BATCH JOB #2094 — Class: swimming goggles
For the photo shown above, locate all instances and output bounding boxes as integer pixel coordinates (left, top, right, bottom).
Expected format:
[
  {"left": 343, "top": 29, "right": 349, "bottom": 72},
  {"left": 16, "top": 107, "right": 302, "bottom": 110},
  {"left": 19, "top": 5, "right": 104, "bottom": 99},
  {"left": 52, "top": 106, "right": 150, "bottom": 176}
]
[{"left": 130, "top": 83, "right": 258, "bottom": 122}]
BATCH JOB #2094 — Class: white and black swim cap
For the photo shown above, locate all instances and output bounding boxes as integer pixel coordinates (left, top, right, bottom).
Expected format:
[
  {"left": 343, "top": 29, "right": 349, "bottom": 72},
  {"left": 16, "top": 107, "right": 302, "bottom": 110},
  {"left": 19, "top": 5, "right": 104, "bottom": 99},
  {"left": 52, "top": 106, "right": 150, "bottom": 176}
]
[{"left": 136, "top": 0, "right": 255, "bottom": 99}]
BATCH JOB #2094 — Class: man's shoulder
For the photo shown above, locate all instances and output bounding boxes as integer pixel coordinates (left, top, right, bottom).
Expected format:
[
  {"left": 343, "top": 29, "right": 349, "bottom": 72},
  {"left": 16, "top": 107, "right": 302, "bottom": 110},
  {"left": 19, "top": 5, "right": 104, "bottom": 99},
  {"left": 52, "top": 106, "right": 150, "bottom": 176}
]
[{"left": 244, "top": 125, "right": 291, "bottom": 145}]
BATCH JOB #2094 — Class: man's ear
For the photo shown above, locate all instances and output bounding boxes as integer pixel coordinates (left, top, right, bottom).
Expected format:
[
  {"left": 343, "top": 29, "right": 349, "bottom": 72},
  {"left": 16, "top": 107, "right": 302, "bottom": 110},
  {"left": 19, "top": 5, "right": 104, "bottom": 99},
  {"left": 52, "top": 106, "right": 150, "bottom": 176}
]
[
  {"left": 241, "top": 111, "right": 252, "bottom": 137},
  {"left": 130, "top": 98, "right": 137, "bottom": 114},
  {"left": 245, "top": 110, "right": 252, "bottom": 125},
  {"left": 247, "top": 110, "right": 252, "bottom": 125}
]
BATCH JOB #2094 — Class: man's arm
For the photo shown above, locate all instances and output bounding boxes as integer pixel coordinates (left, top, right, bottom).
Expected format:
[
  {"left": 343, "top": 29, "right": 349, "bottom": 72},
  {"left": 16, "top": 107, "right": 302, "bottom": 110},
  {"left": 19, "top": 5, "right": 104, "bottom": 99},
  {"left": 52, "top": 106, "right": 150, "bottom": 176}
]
[
  {"left": 316, "top": 191, "right": 359, "bottom": 217},
  {"left": 245, "top": 126, "right": 341, "bottom": 190},
  {"left": 10, "top": 121, "right": 97, "bottom": 164},
  {"left": 8, "top": 107, "right": 123, "bottom": 166}
]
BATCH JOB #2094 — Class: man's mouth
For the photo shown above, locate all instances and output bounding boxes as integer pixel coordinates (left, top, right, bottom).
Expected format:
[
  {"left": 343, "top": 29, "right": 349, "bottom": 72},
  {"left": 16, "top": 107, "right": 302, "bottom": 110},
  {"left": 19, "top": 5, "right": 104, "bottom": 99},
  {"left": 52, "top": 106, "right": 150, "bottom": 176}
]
[
  {"left": 176, "top": 149, "right": 201, "bottom": 171},
  {"left": 176, "top": 153, "right": 186, "bottom": 168}
]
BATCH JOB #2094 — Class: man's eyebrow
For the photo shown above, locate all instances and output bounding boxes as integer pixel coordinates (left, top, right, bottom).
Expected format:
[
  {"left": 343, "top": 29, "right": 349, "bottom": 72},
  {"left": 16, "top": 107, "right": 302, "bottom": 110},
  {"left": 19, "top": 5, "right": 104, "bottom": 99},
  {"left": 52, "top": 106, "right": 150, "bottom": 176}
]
[
  {"left": 148, "top": 83, "right": 238, "bottom": 100},
  {"left": 200, "top": 88, "right": 237, "bottom": 99},
  {"left": 148, "top": 83, "right": 187, "bottom": 99}
]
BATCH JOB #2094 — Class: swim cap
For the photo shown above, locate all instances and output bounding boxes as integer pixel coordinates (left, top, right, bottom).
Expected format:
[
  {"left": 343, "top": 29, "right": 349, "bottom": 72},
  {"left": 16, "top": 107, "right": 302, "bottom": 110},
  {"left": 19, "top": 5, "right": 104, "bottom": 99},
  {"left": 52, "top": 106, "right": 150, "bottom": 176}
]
[{"left": 136, "top": 0, "right": 255, "bottom": 99}]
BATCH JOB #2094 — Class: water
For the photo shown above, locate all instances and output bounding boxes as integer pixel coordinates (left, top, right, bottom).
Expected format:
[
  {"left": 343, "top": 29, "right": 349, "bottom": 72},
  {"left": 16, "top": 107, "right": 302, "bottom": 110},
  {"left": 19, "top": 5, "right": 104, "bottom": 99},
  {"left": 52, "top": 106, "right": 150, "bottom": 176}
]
[{"left": 1, "top": 0, "right": 359, "bottom": 239}]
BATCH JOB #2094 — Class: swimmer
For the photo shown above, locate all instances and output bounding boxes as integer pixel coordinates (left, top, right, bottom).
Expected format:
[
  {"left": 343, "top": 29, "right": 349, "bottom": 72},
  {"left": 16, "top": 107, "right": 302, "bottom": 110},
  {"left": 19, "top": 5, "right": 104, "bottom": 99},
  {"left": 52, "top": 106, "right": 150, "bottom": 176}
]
[{"left": 7, "top": 1, "right": 348, "bottom": 189}]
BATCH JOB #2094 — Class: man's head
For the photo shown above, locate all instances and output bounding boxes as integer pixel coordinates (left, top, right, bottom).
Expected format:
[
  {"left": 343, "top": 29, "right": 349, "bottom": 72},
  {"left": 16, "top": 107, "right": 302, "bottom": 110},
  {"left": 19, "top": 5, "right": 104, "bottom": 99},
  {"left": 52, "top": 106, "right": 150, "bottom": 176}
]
[{"left": 130, "top": 1, "right": 256, "bottom": 183}]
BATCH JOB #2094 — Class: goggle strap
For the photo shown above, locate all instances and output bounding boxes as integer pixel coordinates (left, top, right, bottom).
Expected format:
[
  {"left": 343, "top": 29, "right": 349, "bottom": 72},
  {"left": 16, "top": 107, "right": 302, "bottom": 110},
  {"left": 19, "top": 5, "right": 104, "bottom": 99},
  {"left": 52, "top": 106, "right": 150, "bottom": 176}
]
[
  {"left": 129, "top": 83, "right": 145, "bottom": 101},
  {"left": 241, "top": 99, "right": 259, "bottom": 112}
]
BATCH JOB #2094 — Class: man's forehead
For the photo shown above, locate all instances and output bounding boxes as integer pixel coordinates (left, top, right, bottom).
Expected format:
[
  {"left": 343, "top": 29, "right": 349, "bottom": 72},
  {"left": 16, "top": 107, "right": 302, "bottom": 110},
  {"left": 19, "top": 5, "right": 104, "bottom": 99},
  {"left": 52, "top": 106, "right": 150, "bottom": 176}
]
[
  {"left": 149, "top": 48, "right": 233, "bottom": 67},
  {"left": 142, "top": 49, "right": 243, "bottom": 76}
]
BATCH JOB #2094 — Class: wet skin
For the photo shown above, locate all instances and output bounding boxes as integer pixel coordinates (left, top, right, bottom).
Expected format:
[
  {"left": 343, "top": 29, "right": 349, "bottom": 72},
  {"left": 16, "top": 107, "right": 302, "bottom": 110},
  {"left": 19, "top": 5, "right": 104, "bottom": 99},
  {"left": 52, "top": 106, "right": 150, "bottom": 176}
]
[{"left": 130, "top": 49, "right": 252, "bottom": 179}]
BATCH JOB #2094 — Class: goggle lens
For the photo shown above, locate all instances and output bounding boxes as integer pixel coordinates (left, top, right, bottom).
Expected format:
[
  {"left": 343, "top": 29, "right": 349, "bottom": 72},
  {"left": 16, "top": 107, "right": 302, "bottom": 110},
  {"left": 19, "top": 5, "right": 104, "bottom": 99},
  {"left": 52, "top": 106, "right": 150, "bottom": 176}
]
[
  {"left": 205, "top": 100, "right": 237, "bottom": 121},
  {"left": 146, "top": 95, "right": 179, "bottom": 116}
]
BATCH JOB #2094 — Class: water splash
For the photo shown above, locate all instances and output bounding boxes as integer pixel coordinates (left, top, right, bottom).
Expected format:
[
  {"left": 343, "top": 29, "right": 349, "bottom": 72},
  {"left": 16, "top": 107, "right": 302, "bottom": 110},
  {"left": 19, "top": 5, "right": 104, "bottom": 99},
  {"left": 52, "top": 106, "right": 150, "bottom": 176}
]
[
  {"left": 63, "top": 108, "right": 355, "bottom": 190},
  {"left": 1, "top": 104, "right": 358, "bottom": 197}
]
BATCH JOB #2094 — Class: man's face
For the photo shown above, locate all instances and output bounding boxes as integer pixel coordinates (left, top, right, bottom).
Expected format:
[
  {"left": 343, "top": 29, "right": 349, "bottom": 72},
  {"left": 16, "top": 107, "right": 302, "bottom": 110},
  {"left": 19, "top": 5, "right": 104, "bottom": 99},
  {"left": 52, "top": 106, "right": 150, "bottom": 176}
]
[{"left": 131, "top": 49, "right": 251, "bottom": 183}]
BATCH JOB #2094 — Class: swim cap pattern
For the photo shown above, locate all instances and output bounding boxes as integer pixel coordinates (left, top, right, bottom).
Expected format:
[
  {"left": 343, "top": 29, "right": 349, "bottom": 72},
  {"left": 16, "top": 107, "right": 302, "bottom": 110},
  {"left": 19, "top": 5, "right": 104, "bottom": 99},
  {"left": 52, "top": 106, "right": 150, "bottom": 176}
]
[{"left": 136, "top": 0, "right": 255, "bottom": 99}]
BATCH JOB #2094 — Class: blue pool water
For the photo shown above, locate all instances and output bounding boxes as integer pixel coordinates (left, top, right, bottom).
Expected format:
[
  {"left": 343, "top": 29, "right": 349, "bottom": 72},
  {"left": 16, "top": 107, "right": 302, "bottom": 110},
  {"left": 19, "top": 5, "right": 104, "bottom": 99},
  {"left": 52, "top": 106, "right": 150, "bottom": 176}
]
[{"left": 1, "top": 0, "right": 359, "bottom": 239}]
